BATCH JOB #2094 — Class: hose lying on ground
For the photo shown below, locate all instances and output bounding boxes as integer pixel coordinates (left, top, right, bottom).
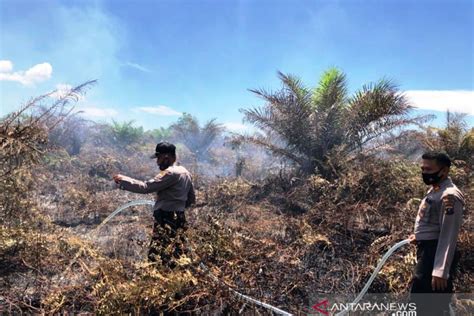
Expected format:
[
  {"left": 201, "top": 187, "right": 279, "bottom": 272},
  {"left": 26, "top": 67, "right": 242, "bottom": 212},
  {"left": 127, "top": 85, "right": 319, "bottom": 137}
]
[
  {"left": 86, "top": 200, "right": 412, "bottom": 315},
  {"left": 335, "top": 239, "right": 411, "bottom": 316}
]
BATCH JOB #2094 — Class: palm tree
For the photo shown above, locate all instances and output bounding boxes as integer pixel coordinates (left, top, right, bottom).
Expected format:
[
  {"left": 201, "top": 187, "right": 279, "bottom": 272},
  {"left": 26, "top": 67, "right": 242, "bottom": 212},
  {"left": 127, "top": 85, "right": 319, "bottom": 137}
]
[
  {"left": 147, "top": 127, "right": 172, "bottom": 142},
  {"left": 170, "top": 113, "right": 224, "bottom": 162},
  {"left": 240, "top": 68, "right": 427, "bottom": 178},
  {"left": 423, "top": 111, "right": 474, "bottom": 166},
  {"left": 109, "top": 120, "right": 144, "bottom": 145}
]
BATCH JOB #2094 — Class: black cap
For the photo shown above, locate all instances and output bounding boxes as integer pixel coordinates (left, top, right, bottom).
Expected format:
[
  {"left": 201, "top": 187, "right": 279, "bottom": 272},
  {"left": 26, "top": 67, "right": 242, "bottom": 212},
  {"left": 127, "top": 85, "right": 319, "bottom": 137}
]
[{"left": 150, "top": 141, "right": 176, "bottom": 159}]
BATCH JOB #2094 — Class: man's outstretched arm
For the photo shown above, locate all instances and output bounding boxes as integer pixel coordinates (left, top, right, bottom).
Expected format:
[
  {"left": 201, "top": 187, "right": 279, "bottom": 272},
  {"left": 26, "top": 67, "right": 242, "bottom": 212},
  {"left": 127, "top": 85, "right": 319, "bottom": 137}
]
[{"left": 113, "top": 171, "right": 178, "bottom": 194}]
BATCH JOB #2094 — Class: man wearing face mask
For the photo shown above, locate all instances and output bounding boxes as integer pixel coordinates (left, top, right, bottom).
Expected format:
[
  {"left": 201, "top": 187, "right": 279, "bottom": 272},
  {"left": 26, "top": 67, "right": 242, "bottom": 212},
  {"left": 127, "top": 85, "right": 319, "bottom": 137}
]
[
  {"left": 113, "top": 141, "right": 196, "bottom": 267},
  {"left": 408, "top": 151, "right": 465, "bottom": 315}
]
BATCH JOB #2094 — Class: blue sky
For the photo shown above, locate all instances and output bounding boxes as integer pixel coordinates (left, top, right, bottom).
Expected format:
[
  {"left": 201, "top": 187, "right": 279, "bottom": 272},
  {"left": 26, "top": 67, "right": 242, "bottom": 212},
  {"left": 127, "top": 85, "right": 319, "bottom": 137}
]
[{"left": 1, "top": 0, "right": 473, "bottom": 131}]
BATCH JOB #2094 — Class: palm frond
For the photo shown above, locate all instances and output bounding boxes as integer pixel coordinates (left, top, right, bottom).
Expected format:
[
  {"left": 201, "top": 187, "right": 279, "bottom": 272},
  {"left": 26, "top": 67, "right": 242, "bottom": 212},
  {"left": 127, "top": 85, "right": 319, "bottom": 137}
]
[
  {"left": 345, "top": 79, "right": 414, "bottom": 147},
  {"left": 237, "top": 133, "right": 306, "bottom": 167},
  {"left": 312, "top": 68, "right": 348, "bottom": 111},
  {"left": 244, "top": 74, "right": 315, "bottom": 157},
  {"left": 277, "top": 71, "right": 310, "bottom": 101}
]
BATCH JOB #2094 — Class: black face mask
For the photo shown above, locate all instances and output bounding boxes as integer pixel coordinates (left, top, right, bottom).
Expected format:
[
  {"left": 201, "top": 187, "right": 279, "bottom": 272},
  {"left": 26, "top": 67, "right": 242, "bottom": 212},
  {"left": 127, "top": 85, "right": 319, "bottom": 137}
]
[
  {"left": 158, "top": 157, "right": 172, "bottom": 171},
  {"left": 422, "top": 169, "right": 443, "bottom": 185}
]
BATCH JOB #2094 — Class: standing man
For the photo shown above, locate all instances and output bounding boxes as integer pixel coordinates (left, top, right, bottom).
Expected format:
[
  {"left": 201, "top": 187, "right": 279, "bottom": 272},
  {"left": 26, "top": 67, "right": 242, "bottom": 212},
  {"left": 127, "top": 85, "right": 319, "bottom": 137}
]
[
  {"left": 113, "top": 141, "right": 196, "bottom": 268},
  {"left": 409, "top": 151, "right": 465, "bottom": 315}
]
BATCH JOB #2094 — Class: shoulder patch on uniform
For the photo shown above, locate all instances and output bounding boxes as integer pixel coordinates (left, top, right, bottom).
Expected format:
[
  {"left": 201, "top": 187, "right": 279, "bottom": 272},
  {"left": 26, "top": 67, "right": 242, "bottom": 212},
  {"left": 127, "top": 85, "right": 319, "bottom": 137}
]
[
  {"left": 155, "top": 169, "right": 170, "bottom": 178},
  {"left": 442, "top": 194, "right": 456, "bottom": 215},
  {"left": 443, "top": 186, "right": 464, "bottom": 201}
]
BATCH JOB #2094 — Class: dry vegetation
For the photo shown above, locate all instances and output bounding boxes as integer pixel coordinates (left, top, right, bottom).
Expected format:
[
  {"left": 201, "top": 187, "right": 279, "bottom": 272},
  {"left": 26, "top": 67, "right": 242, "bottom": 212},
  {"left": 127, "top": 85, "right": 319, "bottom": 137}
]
[{"left": 1, "top": 78, "right": 472, "bottom": 315}]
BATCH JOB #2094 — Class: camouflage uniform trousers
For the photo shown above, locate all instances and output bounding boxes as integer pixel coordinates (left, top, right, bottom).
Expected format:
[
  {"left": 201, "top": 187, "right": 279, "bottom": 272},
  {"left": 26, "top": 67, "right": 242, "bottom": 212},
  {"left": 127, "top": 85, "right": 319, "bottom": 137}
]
[{"left": 148, "top": 209, "right": 188, "bottom": 268}]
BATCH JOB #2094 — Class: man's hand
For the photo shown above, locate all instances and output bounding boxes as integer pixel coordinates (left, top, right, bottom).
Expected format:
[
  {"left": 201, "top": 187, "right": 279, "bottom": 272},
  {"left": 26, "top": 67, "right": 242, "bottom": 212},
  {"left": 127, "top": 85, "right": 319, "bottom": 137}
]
[
  {"left": 408, "top": 234, "right": 416, "bottom": 244},
  {"left": 113, "top": 174, "right": 124, "bottom": 184},
  {"left": 432, "top": 276, "right": 448, "bottom": 291}
]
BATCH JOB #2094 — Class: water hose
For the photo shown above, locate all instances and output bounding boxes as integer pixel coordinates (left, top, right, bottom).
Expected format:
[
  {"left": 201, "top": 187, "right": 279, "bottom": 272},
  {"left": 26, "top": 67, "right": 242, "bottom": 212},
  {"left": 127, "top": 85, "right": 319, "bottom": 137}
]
[
  {"left": 59, "top": 200, "right": 155, "bottom": 279},
  {"left": 101, "top": 200, "right": 292, "bottom": 315},
  {"left": 92, "top": 199, "right": 155, "bottom": 233},
  {"left": 335, "top": 238, "right": 411, "bottom": 316},
  {"left": 86, "top": 200, "right": 412, "bottom": 315}
]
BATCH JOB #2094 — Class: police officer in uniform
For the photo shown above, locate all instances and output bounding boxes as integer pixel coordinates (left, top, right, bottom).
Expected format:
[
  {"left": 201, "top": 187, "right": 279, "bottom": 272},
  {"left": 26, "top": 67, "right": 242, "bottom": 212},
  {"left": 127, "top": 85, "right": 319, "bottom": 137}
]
[
  {"left": 113, "top": 142, "right": 196, "bottom": 268},
  {"left": 409, "top": 151, "right": 465, "bottom": 315}
]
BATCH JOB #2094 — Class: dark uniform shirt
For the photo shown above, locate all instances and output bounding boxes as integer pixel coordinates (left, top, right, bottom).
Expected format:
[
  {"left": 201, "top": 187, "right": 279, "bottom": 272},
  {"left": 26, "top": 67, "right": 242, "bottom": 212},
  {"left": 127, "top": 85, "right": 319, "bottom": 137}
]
[
  {"left": 414, "top": 177, "right": 465, "bottom": 279},
  {"left": 118, "top": 165, "right": 196, "bottom": 212}
]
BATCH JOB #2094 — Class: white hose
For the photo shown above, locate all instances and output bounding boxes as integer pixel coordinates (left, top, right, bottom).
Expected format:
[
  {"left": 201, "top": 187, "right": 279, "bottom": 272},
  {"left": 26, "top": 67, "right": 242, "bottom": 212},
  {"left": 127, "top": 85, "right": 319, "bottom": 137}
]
[
  {"left": 335, "top": 238, "right": 411, "bottom": 316},
  {"left": 92, "top": 199, "right": 155, "bottom": 234},
  {"left": 102, "top": 200, "right": 292, "bottom": 315},
  {"left": 103, "top": 200, "right": 411, "bottom": 316},
  {"left": 59, "top": 200, "right": 156, "bottom": 280},
  {"left": 199, "top": 262, "right": 293, "bottom": 316}
]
